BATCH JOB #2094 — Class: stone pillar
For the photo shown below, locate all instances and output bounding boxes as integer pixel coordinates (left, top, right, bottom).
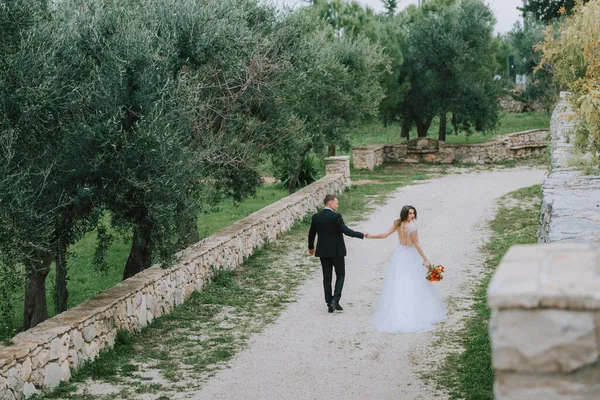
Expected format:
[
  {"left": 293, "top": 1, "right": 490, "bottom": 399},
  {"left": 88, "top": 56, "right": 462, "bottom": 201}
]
[
  {"left": 324, "top": 156, "right": 351, "bottom": 187},
  {"left": 488, "top": 243, "right": 600, "bottom": 400}
]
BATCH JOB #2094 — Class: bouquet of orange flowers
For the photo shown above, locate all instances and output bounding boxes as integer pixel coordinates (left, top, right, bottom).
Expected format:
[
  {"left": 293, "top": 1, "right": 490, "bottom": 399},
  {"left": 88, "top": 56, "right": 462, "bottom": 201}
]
[{"left": 426, "top": 264, "right": 444, "bottom": 282}]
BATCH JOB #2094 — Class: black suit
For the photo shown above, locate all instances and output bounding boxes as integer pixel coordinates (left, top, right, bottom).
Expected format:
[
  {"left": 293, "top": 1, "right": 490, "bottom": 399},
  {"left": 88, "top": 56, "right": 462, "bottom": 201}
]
[{"left": 308, "top": 208, "right": 364, "bottom": 305}]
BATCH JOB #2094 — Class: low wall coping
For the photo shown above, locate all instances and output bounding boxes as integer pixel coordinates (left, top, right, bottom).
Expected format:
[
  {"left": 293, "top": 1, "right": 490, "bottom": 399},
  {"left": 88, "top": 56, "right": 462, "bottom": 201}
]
[{"left": 488, "top": 243, "right": 600, "bottom": 311}]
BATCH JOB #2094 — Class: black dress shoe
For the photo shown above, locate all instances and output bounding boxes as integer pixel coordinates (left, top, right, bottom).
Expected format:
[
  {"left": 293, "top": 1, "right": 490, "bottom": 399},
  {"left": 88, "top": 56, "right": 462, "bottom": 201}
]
[
  {"left": 328, "top": 303, "right": 335, "bottom": 313},
  {"left": 334, "top": 303, "right": 343, "bottom": 311}
]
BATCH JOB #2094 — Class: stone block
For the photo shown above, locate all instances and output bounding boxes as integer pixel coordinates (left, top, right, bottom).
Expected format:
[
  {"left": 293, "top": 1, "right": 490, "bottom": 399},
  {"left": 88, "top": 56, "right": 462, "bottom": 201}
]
[
  {"left": 87, "top": 341, "right": 99, "bottom": 361},
  {"left": 185, "top": 284, "right": 194, "bottom": 298},
  {"left": 488, "top": 258, "right": 543, "bottom": 309},
  {"left": 82, "top": 324, "right": 96, "bottom": 343},
  {"left": 58, "top": 333, "right": 70, "bottom": 362},
  {"left": 116, "top": 301, "right": 127, "bottom": 322},
  {"left": 0, "top": 387, "right": 16, "bottom": 400},
  {"left": 23, "top": 382, "right": 39, "bottom": 398},
  {"left": 60, "top": 360, "right": 71, "bottom": 381},
  {"left": 94, "top": 320, "right": 106, "bottom": 337},
  {"left": 49, "top": 337, "right": 60, "bottom": 361},
  {"left": 29, "top": 369, "right": 43, "bottom": 388},
  {"left": 105, "top": 330, "right": 116, "bottom": 349},
  {"left": 491, "top": 309, "right": 598, "bottom": 373},
  {"left": 43, "top": 362, "right": 62, "bottom": 389},
  {"left": 495, "top": 368, "right": 600, "bottom": 400},
  {"left": 23, "top": 382, "right": 40, "bottom": 399},
  {"left": 136, "top": 295, "right": 147, "bottom": 328},
  {"left": 7, "top": 366, "right": 23, "bottom": 395},
  {"left": 126, "top": 297, "right": 134, "bottom": 316},
  {"left": 68, "top": 349, "right": 79, "bottom": 370},
  {"left": 71, "top": 329, "right": 83, "bottom": 351},
  {"left": 21, "top": 357, "right": 32, "bottom": 381},
  {"left": 174, "top": 288, "right": 185, "bottom": 306},
  {"left": 146, "top": 294, "right": 154, "bottom": 315}
]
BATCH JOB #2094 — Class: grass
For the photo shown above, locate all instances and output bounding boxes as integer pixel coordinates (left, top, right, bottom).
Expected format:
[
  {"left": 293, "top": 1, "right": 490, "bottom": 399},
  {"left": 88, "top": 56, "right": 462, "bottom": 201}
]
[
  {"left": 434, "top": 184, "right": 542, "bottom": 400},
  {"left": 1, "top": 184, "right": 289, "bottom": 341},
  {"left": 350, "top": 112, "right": 551, "bottom": 146},
  {"left": 36, "top": 165, "right": 445, "bottom": 399}
]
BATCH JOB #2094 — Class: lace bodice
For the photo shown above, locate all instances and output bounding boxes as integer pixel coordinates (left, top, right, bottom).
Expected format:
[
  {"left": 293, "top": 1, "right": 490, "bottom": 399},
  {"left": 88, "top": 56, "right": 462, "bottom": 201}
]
[{"left": 398, "top": 221, "right": 417, "bottom": 247}]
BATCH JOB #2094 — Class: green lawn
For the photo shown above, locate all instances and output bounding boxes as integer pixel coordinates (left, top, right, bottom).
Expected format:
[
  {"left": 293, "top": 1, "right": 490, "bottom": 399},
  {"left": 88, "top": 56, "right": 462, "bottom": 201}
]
[
  {"left": 2, "top": 184, "right": 289, "bottom": 340},
  {"left": 350, "top": 112, "right": 551, "bottom": 146}
]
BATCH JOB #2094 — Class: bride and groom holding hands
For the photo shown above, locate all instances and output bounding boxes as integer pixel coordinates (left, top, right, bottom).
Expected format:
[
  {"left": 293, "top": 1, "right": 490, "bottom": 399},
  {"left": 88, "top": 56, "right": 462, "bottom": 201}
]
[{"left": 308, "top": 194, "right": 446, "bottom": 333}]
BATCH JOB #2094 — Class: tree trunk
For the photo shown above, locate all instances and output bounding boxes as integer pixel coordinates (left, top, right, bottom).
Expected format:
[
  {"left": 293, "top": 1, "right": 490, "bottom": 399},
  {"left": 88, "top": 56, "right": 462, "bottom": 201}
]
[
  {"left": 414, "top": 116, "right": 434, "bottom": 137},
  {"left": 401, "top": 115, "right": 411, "bottom": 139},
  {"left": 288, "top": 144, "right": 312, "bottom": 195},
  {"left": 53, "top": 237, "right": 69, "bottom": 315},
  {"left": 438, "top": 113, "right": 447, "bottom": 142},
  {"left": 123, "top": 219, "right": 154, "bottom": 280},
  {"left": 23, "top": 251, "right": 53, "bottom": 330},
  {"left": 328, "top": 144, "right": 336, "bottom": 157},
  {"left": 401, "top": 123, "right": 410, "bottom": 139}
]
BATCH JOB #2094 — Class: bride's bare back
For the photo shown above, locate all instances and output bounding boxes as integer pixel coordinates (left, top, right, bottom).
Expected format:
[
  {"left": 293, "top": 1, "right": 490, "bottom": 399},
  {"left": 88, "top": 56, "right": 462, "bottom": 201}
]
[{"left": 397, "top": 221, "right": 417, "bottom": 246}]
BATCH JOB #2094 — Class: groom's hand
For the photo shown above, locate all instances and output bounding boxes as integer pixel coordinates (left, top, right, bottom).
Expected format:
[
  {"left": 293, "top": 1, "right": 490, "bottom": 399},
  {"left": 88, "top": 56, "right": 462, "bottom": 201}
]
[
  {"left": 308, "top": 249, "right": 315, "bottom": 256},
  {"left": 364, "top": 232, "right": 370, "bottom": 239}
]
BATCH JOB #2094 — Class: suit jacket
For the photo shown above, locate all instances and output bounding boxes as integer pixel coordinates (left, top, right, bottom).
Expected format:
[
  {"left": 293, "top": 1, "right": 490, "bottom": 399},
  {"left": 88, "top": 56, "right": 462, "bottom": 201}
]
[{"left": 308, "top": 209, "right": 364, "bottom": 258}]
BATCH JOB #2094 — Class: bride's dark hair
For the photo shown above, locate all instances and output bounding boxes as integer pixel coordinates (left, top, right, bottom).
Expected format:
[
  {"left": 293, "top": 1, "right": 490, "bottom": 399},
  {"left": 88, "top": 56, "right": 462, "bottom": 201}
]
[{"left": 394, "top": 205, "right": 417, "bottom": 227}]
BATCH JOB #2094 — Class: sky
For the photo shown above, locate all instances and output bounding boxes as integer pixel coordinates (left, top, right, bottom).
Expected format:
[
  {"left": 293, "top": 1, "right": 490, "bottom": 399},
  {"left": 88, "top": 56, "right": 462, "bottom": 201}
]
[{"left": 273, "top": 0, "right": 525, "bottom": 35}]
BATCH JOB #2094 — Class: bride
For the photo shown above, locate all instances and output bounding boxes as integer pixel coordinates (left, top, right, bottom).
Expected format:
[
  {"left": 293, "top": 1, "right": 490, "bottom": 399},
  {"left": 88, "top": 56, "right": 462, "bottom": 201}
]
[{"left": 366, "top": 205, "right": 446, "bottom": 333}]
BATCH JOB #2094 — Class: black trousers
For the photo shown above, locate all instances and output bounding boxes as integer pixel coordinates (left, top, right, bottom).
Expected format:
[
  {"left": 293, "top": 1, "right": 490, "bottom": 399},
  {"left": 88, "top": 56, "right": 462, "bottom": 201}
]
[{"left": 320, "top": 257, "right": 345, "bottom": 304}]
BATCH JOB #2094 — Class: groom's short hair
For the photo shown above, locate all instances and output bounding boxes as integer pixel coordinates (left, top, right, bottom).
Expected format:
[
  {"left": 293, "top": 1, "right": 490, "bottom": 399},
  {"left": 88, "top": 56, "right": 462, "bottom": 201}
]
[{"left": 323, "top": 194, "right": 337, "bottom": 205}]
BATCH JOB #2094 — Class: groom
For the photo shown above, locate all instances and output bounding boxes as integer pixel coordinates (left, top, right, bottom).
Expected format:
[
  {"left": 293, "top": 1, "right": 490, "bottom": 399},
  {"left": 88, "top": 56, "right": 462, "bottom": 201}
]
[{"left": 308, "top": 194, "right": 366, "bottom": 313}]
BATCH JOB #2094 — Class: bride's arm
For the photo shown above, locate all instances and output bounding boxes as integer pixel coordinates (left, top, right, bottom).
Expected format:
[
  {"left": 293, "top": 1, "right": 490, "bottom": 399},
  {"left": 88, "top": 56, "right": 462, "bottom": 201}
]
[
  {"left": 367, "top": 225, "right": 396, "bottom": 239},
  {"left": 411, "top": 231, "right": 430, "bottom": 268}
]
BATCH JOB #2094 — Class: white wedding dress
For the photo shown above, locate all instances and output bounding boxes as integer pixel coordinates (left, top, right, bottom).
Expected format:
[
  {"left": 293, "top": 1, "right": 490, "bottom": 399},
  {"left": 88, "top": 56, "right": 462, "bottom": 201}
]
[{"left": 372, "top": 221, "right": 447, "bottom": 333}]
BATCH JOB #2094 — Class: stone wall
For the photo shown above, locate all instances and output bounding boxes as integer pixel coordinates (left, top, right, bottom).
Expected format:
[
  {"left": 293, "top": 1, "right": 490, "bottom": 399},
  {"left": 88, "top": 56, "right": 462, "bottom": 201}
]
[
  {"left": 324, "top": 156, "right": 352, "bottom": 187},
  {"left": 538, "top": 93, "right": 600, "bottom": 243},
  {"left": 488, "top": 93, "right": 600, "bottom": 399},
  {"left": 352, "top": 129, "right": 549, "bottom": 170},
  {"left": 488, "top": 244, "right": 600, "bottom": 400},
  {"left": 350, "top": 145, "right": 384, "bottom": 171},
  {"left": 0, "top": 168, "right": 349, "bottom": 399}
]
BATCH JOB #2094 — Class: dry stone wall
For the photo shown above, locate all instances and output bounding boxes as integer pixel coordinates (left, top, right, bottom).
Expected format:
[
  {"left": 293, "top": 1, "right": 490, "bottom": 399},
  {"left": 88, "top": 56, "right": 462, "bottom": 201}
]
[
  {"left": 538, "top": 93, "right": 600, "bottom": 243},
  {"left": 352, "top": 129, "right": 549, "bottom": 170},
  {"left": 0, "top": 169, "right": 348, "bottom": 399},
  {"left": 488, "top": 93, "right": 600, "bottom": 400}
]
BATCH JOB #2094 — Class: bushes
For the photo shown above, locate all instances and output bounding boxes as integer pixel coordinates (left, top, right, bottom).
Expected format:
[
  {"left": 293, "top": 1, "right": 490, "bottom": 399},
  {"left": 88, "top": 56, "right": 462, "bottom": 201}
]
[
  {"left": 537, "top": 0, "right": 600, "bottom": 156},
  {"left": 276, "top": 155, "right": 321, "bottom": 190}
]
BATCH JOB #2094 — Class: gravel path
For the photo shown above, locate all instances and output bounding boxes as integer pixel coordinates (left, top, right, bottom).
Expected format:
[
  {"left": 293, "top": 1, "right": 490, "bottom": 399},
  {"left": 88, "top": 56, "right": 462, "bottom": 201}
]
[{"left": 190, "top": 167, "right": 545, "bottom": 400}]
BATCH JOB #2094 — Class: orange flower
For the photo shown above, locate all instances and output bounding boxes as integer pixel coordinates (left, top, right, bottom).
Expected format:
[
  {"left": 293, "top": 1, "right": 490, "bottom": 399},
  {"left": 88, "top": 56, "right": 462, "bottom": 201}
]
[{"left": 425, "top": 263, "right": 445, "bottom": 282}]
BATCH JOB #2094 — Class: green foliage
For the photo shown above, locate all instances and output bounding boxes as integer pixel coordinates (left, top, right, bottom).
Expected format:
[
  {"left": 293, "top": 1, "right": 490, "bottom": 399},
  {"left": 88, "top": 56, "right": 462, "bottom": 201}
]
[
  {"left": 382, "top": 0, "right": 398, "bottom": 16},
  {"left": 276, "top": 154, "right": 321, "bottom": 189},
  {"left": 270, "top": 8, "right": 387, "bottom": 191},
  {"left": 490, "top": 35, "right": 513, "bottom": 81},
  {"left": 396, "top": 0, "right": 504, "bottom": 138},
  {"left": 311, "top": 1, "right": 407, "bottom": 126},
  {"left": 519, "top": 0, "right": 589, "bottom": 23},
  {"left": 538, "top": 0, "right": 600, "bottom": 156},
  {"left": 507, "top": 19, "right": 557, "bottom": 110},
  {"left": 1, "top": 0, "right": 390, "bottom": 329}
]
